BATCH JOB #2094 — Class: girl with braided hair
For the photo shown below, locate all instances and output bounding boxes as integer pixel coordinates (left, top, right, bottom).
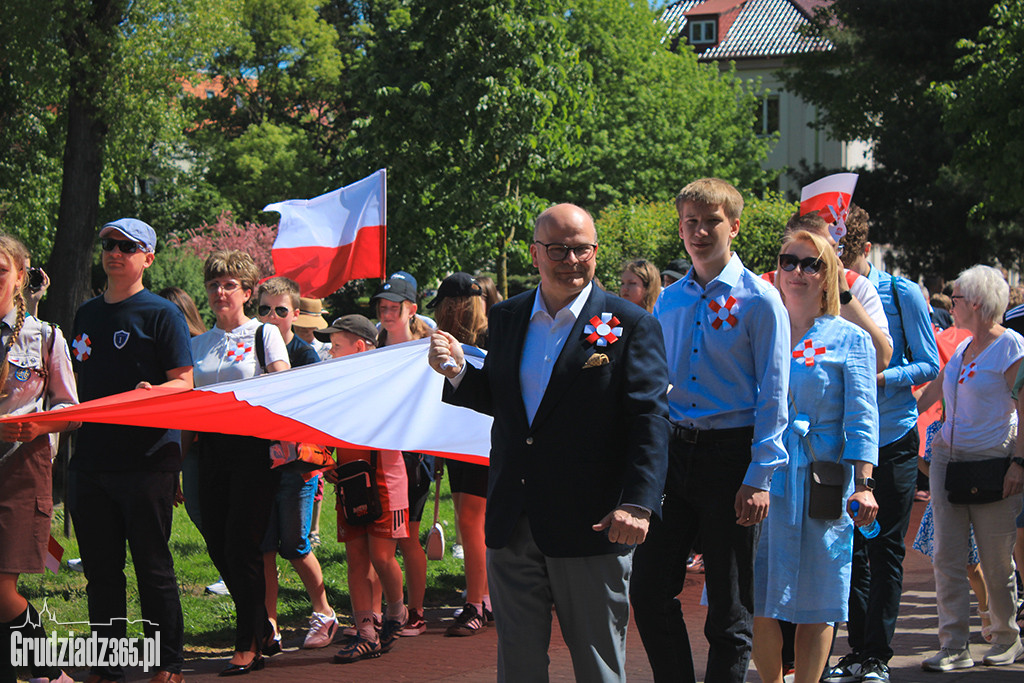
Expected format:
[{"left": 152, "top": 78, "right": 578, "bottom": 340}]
[{"left": 0, "top": 234, "right": 79, "bottom": 683}]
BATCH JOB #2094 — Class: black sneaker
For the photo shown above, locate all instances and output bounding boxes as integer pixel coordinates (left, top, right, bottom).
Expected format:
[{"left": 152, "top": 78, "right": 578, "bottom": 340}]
[
  {"left": 483, "top": 604, "right": 494, "bottom": 625},
  {"left": 859, "top": 658, "right": 889, "bottom": 683},
  {"left": 821, "top": 652, "right": 863, "bottom": 683},
  {"left": 332, "top": 634, "right": 381, "bottom": 663},
  {"left": 446, "top": 603, "right": 486, "bottom": 637},
  {"left": 379, "top": 612, "right": 407, "bottom": 653}
]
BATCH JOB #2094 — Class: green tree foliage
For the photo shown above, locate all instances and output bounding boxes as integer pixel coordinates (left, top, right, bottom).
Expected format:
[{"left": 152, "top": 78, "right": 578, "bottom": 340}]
[
  {"left": 544, "top": 0, "right": 775, "bottom": 209},
  {"left": 594, "top": 193, "right": 794, "bottom": 290},
  {"left": 935, "top": 0, "right": 1024, "bottom": 220},
  {"left": 342, "top": 0, "right": 590, "bottom": 296},
  {"left": 780, "top": 0, "right": 1003, "bottom": 279}
]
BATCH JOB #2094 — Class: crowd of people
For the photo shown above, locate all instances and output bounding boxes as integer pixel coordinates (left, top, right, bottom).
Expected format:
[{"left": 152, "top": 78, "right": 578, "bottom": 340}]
[{"left": 1, "top": 175, "right": 1023, "bottom": 683}]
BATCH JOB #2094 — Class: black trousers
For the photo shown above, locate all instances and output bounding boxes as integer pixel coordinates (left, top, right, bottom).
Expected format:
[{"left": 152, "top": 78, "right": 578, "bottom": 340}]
[
  {"left": 67, "top": 470, "right": 184, "bottom": 679},
  {"left": 847, "top": 428, "right": 920, "bottom": 662},
  {"left": 631, "top": 430, "right": 758, "bottom": 683},
  {"left": 197, "top": 434, "right": 279, "bottom": 653}
]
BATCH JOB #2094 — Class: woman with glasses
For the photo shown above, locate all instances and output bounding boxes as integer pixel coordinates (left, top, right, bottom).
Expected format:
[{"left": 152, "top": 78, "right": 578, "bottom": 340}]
[
  {"left": 915, "top": 265, "right": 1024, "bottom": 670},
  {"left": 186, "top": 250, "right": 290, "bottom": 675},
  {"left": 619, "top": 259, "right": 662, "bottom": 313},
  {"left": 751, "top": 230, "right": 879, "bottom": 683}
]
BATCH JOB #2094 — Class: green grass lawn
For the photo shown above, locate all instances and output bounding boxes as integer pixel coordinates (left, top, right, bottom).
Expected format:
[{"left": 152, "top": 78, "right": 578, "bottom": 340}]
[{"left": 19, "top": 476, "right": 465, "bottom": 654}]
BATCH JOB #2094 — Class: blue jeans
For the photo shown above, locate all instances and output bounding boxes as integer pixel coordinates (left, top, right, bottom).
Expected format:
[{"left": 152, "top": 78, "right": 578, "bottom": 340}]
[{"left": 261, "top": 461, "right": 319, "bottom": 559}]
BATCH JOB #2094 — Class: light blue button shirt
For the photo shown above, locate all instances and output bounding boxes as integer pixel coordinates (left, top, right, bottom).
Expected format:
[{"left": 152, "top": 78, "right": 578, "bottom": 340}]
[
  {"left": 519, "top": 283, "right": 592, "bottom": 425},
  {"left": 654, "top": 254, "right": 790, "bottom": 490},
  {"left": 866, "top": 265, "right": 941, "bottom": 446}
]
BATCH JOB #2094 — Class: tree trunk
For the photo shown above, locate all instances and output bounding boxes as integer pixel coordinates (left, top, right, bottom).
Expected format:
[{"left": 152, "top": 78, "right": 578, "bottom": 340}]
[{"left": 41, "top": 80, "right": 107, "bottom": 332}]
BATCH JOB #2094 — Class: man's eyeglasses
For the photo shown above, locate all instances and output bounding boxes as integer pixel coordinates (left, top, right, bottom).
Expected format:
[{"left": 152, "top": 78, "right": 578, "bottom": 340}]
[
  {"left": 100, "top": 237, "right": 145, "bottom": 254},
  {"left": 205, "top": 280, "right": 242, "bottom": 294},
  {"left": 258, "top": 305, "right": 291, "bottom": 318},
  {"left": 533, "top": 241, "right": 597, "bottom": 262},
  {"left": 778, "top": 254, "right": 824, "bottom": 275}
]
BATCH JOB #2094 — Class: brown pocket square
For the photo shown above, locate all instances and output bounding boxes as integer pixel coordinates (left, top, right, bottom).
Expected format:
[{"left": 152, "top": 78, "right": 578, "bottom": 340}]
[{"left": 583, "top": 353, "right": 610, "bottom": 369}]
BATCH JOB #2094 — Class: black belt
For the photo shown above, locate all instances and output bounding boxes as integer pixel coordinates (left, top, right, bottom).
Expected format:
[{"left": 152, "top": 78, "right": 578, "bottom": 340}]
[{"left": 671, "top": 424, "right": 754, "bottom": 445}]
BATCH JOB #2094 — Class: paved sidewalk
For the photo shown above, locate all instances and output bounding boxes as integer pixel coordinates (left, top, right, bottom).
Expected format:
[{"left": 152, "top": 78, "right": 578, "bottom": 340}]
[{"left": 82, "top": 499, "right": 1023, "bottom": 681}]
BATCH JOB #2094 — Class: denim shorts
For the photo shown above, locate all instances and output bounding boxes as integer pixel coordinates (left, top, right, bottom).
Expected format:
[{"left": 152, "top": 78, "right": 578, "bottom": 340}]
[{"left": 261, "top": 461, "right": 320, "bottom": 558}]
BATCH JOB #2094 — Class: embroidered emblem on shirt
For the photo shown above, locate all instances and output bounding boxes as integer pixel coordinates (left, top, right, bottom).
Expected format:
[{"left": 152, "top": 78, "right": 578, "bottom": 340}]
[
  {"left": 793, "top": 339, "right": 827, "bottom": 367},
  {"left": 225, "top": 340, "right": 253, "bottom": 363},
  {"left": 958, "top": 361, "right": 977, "bottom": 384},
  {"left": 113, "top": 330, "right": 130, "bottom": 349},
  {"left": 708, "top": 296, "right": 739, "bottom": 330},
  {"left": 13, "top": 368, "right": 30, "bottom": 382},
  {"left": 583, "top": 313, "right": 622, "bottom": 347},
  {"left": 72, "top": 333, "right": 91, "bottom": 361}
]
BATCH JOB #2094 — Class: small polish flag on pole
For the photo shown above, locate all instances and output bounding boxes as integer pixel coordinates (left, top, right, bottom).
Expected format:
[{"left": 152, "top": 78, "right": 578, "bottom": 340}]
[
  {"left": 799, "top": 172, "right": 858, "bottom": 242},
  {"left": 45, "top": 534, "right": 63, "bottom": 574},
  {"left": 264, "top": 169, "right": 387, "bottom": 297}
]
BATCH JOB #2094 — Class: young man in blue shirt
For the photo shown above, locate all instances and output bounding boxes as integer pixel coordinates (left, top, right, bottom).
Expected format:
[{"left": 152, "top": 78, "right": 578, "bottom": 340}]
[{"left": 631, "top": 178, "right": 791, "bottom": 683}]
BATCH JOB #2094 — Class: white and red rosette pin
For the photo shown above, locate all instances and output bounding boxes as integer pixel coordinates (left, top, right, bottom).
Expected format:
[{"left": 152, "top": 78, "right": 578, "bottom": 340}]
[
  {"left": 708, "top": 296, "right": 739, "bottom": 330},
  {"left": 584, "top": 312, "right": 622, "bottom": 347},
  {"left": 72, "top": 333, "right": 92, "bottom": 361},
  {"left": 793, "top": 339, "right": 827, "bottom": 367}
]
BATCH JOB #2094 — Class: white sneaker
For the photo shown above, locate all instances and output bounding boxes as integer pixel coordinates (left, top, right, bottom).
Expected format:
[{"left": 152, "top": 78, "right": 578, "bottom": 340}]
[
  {"left": 66, "top": 558, "right": 84, "bottom": 573},
  {"left": 922, "top": 647, "right": 974, "bottom": 671},
  {"left": 982, "top": 638, "right": 1024, "bottom": 666},
  {"left": 205, "top": 578, "right": 230, "bottom": 596},
  {"left": 303, "top": 610, "right": 339, "bottom": 648}
]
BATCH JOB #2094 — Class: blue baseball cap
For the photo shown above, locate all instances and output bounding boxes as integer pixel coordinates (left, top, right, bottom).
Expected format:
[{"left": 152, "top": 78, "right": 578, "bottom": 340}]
[
  {"left": 389, "top": 270, "right": 418, "bottom": 291},
  {"left": 100, "top": 218, "right": 157, "bottom": 252}
]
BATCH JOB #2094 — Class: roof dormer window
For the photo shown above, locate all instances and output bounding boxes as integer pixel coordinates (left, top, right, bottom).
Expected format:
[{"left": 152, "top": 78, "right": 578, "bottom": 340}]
[{"left": 689, "top": 19, "right": 717, "bottom": 45}]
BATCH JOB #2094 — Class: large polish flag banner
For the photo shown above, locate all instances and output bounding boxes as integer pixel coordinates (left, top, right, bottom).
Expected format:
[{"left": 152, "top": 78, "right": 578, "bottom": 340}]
[
  {"left": 264, "top": 169, "right": 387, "bottom": 297},
  {"left": 0, "top": 339, "right": 492, "bottom": 465}
]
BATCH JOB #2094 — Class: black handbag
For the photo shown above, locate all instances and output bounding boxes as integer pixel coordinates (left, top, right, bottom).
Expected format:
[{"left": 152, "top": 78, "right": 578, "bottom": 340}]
[
  {"left": 808, "top": 460, "right": 846, "bottom": 519},
  {"left": 945, "top": 457, "right": 1009, "bottom": 504},
  {"left": 335, "top": 451, "right": 382, "bottom": 525}
]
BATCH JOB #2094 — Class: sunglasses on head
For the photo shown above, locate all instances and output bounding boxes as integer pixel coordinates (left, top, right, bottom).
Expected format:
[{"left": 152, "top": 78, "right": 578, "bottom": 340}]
[
  {"left": 100, "top": 237, "right": 145, "bottom": 254},
  {"left": 258, "top": 305, "right": 292, "bottom": 318},
  {"left": 778, "top": 253, "right": 824, "bottom": 274}
]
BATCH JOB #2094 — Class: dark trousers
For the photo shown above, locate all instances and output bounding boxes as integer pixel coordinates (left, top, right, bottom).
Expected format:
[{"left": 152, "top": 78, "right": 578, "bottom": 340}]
[
  {"left": 631, "top": 431, "right": 758, "bottom": 683},
  {"left": 67, "top": 470, "right": 184, "bottom": 679},
  {"left": 847, "top": 427, "right": 919, "bottom": 662},
  {"left": 197, "top": 435, "right": 279, "bottom": 653}
]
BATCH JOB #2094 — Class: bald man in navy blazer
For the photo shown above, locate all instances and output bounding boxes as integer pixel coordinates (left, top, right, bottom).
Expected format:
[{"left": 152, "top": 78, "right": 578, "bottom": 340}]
[{"left": 429, "top": 203, "right": 670, "bottom": 682}]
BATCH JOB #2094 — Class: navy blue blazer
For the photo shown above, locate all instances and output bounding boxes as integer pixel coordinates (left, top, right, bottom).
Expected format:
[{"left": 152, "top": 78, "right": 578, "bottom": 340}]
[{"left": 445, "top": 285, "right": 670, "bottom": 557}]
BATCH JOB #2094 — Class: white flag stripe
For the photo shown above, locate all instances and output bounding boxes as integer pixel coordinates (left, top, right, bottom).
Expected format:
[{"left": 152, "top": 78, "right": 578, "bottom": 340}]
[
  {"left": 202, "top": 338, "right": 492, "bottom": 458},
  {"left": 265, "top": 169, "right": 386, "bottom": 250}
]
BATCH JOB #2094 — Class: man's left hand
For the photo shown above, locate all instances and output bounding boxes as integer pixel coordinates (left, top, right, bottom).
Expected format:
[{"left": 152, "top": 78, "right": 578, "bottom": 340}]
[{"left": 592, "top": 506, "right": 651, "bottom": 545}]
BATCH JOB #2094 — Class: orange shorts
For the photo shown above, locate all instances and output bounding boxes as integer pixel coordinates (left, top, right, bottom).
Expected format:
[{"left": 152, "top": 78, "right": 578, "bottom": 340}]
[{"left": 337, "top": 506, "right": 409, "bottom": 541}]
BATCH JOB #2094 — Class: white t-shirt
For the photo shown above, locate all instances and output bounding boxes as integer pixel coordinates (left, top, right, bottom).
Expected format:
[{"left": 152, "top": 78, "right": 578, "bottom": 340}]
[
  {"left": 191, "top": 318, "right": 290, "bottom": 388},
  {"left": 941, "top": 329, "right": 1024, "bottom": 451},
  {"left": 848, "top": 270, "right": 892, "bottom": 347}
]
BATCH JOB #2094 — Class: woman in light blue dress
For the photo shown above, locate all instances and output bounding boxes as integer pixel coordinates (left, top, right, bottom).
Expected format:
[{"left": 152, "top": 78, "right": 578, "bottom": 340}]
[{"left": 752, "top": 230, "right": 880, "bottom": 683}]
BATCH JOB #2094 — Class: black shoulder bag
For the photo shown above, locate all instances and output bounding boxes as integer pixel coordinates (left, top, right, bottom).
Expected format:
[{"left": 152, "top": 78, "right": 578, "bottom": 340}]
[{"left": 335, "top": 451, "right": 383, "bottom": 525}]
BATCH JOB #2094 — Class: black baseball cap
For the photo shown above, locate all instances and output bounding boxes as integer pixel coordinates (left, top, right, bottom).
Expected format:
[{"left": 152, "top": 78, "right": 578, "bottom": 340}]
[
  {"left": 314, "top": 314, "right": 378, "bottom": 345},
  {"left": 426, "top": 272, "right": 482, "bottom": 309},
  {"left": 372, "top": 275, "right": 417, "bottom": 304},
  {"left": 662, "top": 258, "right": 691, "bottom": 281}
]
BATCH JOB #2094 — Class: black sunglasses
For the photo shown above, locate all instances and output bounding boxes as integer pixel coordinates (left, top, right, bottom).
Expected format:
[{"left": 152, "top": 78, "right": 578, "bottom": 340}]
[
  {"left": 100, "top": 237, "right": 144, "bottom": 254},
  {"left": 778, "top": 253, "right": 824, "bottom": 275},
  {"left": 258, "top": 305, "right": 292, "bottom": 318}
]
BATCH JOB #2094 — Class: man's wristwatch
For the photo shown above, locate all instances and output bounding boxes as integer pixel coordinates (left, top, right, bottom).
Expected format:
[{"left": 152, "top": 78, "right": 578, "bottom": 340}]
[
  {"left": 839, "top": 290, "right": 854, "bottom": 305},
  {"left": 1011, "top": 457, "right": 1024, "bottom": 469},
  {"left": 855, "top": 476, "right": 875, "bottom": 490}
]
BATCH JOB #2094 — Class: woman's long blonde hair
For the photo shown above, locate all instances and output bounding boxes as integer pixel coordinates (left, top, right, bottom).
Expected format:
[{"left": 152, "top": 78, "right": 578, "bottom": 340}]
[
  {"left": 0, "top": 234, "right": 29, "bottom": 392},
  {"left": 776, "top": 230, "right": 840, "bottom": 316},
  {"left": 435, "top": 295, "right": 487, "bottom": 347}
]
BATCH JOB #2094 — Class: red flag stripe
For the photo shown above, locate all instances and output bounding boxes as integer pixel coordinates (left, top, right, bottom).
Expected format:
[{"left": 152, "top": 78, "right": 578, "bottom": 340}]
[{"left": 272, "top": 224, "right": 385, "bottom": 298}]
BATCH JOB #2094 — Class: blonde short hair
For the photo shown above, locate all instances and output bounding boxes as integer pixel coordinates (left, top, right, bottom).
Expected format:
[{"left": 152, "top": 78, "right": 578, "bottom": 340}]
[
  {"left": 203, "top": 250, "right": 260, "bottom": 293},
  {"left": 676, "top": 178, "right": 744, "bottom": 222}
]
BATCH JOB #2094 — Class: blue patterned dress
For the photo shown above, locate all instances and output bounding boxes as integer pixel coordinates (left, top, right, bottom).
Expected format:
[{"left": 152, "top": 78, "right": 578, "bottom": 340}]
[{"left": 754, "top": 315, "right": 879, "bottom": 623}]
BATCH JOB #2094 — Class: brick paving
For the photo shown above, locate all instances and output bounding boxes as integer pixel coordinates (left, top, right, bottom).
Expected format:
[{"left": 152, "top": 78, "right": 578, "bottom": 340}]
[{"left": 72, "top": 499, "right": 1024, "bottom": 681}]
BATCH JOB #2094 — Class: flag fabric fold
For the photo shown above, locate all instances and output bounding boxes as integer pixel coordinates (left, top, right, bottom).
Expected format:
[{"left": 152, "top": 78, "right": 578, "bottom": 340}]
[
  {"left": 3, "top": 340, "right": 491, "bottom": 465},
  {"left": 264, "top": 169, "right": 387, "bottom": 297},
  {"left": 799, "top": 172, "right": 858, "bottom": 241}
]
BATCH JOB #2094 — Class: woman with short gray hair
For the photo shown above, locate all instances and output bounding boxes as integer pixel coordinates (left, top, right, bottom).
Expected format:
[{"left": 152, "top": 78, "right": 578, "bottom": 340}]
[{"left": 917, "top": 264, "right": 1024, "bottom": 670}]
